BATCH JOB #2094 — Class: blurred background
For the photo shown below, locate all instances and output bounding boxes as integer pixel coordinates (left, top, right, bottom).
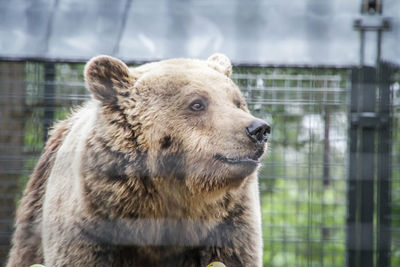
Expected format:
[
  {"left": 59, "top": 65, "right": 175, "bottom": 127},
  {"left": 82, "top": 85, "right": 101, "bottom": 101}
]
[{"left": 0, "top": 0, "right": 399, "bottom": 266}]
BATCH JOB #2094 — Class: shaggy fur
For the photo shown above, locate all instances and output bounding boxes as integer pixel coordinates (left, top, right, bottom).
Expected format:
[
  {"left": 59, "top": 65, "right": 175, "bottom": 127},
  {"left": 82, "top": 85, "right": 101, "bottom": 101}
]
[{"left": 7, "top": 54, "right": 267, "bottom": 267}]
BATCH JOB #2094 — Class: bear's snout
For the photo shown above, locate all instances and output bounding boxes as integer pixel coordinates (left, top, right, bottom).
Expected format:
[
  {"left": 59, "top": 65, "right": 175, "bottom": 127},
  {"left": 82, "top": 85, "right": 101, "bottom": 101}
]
[{"left": 245, "top": 119, "right": 271, "bottom": 144}]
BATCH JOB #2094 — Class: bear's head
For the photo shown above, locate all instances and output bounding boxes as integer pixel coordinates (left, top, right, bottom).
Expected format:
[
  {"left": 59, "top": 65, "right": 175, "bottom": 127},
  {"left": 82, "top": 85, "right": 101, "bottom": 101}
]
[{"left": 84, "top": 54, "right": 270, "bottom": 199}]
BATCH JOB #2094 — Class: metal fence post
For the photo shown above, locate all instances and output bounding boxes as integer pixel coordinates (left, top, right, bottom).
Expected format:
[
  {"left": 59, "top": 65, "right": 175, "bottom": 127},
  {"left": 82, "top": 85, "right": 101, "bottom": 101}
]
[
  {"left": 376, "top": 62, "right": 393, "bottom": 267},
  {"left": 43, "top": 62, "right": 55, "bottom": 142},
  {"left": 359, "top": 67, "right": 376, "bottom": 267},
  {"left": 347, "top": 66, "right": 376, "bottom": 267},
  {"left": 347, "top": 67, "right": 360, "bottom": 267},
  {"left": 347, "top": 63, "right": 395, "bottom": 267}
]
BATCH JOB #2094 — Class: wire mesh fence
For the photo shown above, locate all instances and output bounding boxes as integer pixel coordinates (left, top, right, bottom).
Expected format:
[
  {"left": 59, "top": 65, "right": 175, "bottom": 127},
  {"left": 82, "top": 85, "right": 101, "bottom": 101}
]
[
  {"left": 0, "top": 61, "right": 399, "bottom": 266},
  {"left": 232, "top": 68, "right": 349, "bottom": 266},
  {"left": 391, "top": 71, "right": 400, "bottom": 266}
]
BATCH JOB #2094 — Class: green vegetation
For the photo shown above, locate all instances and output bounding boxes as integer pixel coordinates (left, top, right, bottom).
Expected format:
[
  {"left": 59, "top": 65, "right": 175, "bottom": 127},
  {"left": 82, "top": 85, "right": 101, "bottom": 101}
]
[
  {"left": 19, "top": 62, "right": 400, "bottom": 266},
  {"left": 232, "top": 66, "right": 349, "bottom": 266}
]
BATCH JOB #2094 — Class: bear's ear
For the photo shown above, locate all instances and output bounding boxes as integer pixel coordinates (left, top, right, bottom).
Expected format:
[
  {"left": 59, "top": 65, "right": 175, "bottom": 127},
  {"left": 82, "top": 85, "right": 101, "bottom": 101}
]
[
  {"left": 84, "top": 55, "right": 134, "bottom": 104},
  {"left": 207, "top": 53, "right": 232, "bottom": 77}
]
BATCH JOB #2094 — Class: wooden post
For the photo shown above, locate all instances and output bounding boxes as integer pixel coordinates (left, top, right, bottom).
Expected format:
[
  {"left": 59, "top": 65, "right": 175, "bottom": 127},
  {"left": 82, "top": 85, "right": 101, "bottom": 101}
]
[{"left": 0, "top": 62, "right": 26, "bottom": 263}]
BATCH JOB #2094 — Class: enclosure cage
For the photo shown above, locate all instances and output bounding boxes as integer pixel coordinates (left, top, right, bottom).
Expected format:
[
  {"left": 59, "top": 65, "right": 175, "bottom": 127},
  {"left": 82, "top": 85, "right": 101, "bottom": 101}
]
[
  {"left": 1, "top": 0, "right": 400, "bottom": 265},
  {"left": 0, "top": 59, "right": 399, "bottom": 267}
]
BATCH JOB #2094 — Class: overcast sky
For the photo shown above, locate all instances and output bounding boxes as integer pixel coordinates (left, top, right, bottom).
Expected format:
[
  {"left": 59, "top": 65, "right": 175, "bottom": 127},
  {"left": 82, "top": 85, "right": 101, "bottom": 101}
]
[{"left": 1, "top": 0, "right": 399, "bottom": 66}]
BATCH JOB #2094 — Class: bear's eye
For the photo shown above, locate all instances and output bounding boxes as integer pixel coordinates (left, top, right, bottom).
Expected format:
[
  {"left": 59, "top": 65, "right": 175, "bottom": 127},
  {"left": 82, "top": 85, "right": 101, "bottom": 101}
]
[
  {"left": 189, "top": 100, "right": 206, "bottom": 111},
  {"left": 235, "top": 100, "right": 242, "bottom": 108}
]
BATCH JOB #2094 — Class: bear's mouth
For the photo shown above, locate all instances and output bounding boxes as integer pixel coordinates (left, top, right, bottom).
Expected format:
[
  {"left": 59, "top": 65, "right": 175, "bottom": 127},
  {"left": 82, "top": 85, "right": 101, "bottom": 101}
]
[{"left": 214, "top": 154, "right": 261, "bottom": 165}]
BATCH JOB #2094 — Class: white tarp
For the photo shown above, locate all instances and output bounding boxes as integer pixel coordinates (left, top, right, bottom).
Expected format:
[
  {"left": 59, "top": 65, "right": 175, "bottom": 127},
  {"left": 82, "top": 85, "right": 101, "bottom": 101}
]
[{"left": 0, "top": 0, "right": 399, "bottom": 65}]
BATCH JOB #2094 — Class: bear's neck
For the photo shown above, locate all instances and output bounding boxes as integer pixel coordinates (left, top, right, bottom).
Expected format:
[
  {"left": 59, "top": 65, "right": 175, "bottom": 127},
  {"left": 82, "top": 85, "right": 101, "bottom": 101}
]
[
  {"left": 77, "top": 119, "right": 250, "bottom": 248},
  {"left": 80, "top": 121, "right": 236, "bottom": 220}
]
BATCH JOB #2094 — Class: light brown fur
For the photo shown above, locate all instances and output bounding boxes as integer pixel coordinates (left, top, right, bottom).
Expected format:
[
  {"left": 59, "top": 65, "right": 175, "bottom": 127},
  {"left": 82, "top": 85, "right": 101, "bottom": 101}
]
[
  {"left": 7, "top": 54, "right": 267, "bottom": 267},
  {"left": 6, "top": 119, "right": 71, "bottom": 267}
]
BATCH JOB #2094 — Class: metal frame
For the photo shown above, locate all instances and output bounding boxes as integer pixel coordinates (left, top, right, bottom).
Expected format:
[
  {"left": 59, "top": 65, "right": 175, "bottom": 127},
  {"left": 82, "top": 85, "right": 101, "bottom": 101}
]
[{"left": 346, "top": 62, "right": 394, "bottom": 267}]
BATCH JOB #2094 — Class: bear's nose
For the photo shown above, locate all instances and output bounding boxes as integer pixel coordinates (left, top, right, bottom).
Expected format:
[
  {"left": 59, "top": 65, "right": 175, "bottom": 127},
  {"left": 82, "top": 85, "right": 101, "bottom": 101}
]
[{"left": 245, "top": 120, "right": 271, "bottom": 143}]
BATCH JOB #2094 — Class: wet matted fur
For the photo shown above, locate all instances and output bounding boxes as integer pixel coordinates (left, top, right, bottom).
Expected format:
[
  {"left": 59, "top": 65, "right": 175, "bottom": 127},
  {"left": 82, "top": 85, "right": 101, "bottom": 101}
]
[{"left": 7, "top": 54, "right": 269, "bottom": 267}]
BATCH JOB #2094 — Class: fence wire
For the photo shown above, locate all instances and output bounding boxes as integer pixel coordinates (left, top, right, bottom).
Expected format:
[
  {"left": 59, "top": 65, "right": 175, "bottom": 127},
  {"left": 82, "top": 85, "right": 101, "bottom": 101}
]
[
  {"left": 0, "top": 61, "right": 399, "bottom": 267},
  {"left": 232, "top": 68, "right": 349, "bottom": 267}
]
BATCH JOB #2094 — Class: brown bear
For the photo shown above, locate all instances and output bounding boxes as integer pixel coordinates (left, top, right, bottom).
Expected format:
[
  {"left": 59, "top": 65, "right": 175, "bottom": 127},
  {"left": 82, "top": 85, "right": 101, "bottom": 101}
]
[{"left": 6, "top": 54, "right": 270, "bottom": 267}]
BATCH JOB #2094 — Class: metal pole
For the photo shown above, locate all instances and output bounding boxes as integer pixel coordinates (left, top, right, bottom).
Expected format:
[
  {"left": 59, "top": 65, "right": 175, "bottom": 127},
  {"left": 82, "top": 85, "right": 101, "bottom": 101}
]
[
  {"left": 43, "top": 63, "right": 55, "bottom": 142},
  {"left": 346, "top": 68, "right": 360, "bottom": 267},
  {"left": 360, "top": 29, "right": 365, "bottom": 67},
  {"left": 376, "top": 62, "right": 392, "bottom": 267},
  {"left": 349, "top": 15, "right": 392, "bottom": 267},
  {"left": 359, "top": 68, "right": 376, "bottom": 267},
  {"left": 376, "top": 29, "right": 382, "bottom": 66}
]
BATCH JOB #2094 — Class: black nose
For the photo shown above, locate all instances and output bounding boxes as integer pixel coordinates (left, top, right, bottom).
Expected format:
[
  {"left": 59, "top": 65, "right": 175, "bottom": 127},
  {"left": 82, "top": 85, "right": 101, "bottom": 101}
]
[{"left": 245, "top": 120, "right": 271, "bottom": 143}]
